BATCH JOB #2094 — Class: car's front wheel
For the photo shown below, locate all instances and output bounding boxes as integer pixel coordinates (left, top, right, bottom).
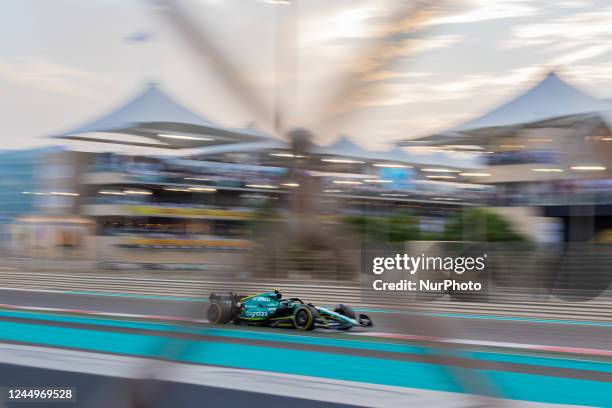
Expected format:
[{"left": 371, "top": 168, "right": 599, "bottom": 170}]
[
  {"left": 334, "top": 304, "right": 356, "bottom": 319},
  {"left": 334, "top": 304, "right": 357, "bottom": 330}
]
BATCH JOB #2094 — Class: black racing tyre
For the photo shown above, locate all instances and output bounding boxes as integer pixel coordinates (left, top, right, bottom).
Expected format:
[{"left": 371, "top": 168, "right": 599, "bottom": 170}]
[
  {"left": 293, "top": 306, "right": 315, "bottom": 331},
  {"left": 207, "top": 302, "right": 232, "bottom": 324},
  {"left": 334, "top": 304, "right": 356, "bottom": 320}
]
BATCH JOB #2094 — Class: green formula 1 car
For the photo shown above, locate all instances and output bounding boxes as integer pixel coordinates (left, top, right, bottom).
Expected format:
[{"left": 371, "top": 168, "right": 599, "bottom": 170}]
[{"left": 207, "top": 290, "right": 372, "bottom": 331}]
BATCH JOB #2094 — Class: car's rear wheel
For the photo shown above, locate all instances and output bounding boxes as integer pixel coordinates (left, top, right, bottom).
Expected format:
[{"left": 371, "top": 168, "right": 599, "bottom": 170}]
[
  {"left": 293, "top": 306, "right": 315, "bottom": 331},
  {"left": 207, "top": 302, "right": 232, "bottom": 324}
]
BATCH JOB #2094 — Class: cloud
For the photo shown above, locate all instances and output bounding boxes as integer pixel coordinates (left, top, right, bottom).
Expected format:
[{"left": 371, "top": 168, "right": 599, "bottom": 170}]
[
  {"left": 556, "top": 0, "right": 593, "bottom": 9},
  {"left": 342, "top": 66, "right": 551, "bottom": 145},
  {"left": 300, "top": 1, "right": 457, "bottom": 54},
  {"left": 504, "top": 6, "right": 612, "bottom": 63},
  {"left": 355, "top": 34, "right": 464, "bottom": 78},
  {"left": 510, "top": 7, "right": 612, "bottom": 43},
  {"left": 363, "top": 70, "right": 431, "bottom": 82},
  {"left": 562, "top": 61, "right": 612, "bottom": 88},
  {"left": 0, "top": 58, "right": 109, "bottom": 98},
  {"left": 358, "top": 66, "right": 541, "bottom": 108},
  {"left": 428, "top": 0, "right": 539, "bottom": 26},
  {"left": 401, "top": 34, "right": 465, "bottom": 55},
  {"left": 301, "top": 2, "right": 388, "bottom": 47},
  {"left": 550, "top": 44, "right": 612, "bottom": 65}
]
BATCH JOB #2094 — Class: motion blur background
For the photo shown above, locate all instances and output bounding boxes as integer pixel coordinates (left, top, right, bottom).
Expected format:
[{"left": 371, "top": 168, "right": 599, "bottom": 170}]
[
  {"left": 0, "top": 0, "right": 610, "bottom": 407},
  {"left": 1, "top": 0, "right": 610, "bottom": 303}
]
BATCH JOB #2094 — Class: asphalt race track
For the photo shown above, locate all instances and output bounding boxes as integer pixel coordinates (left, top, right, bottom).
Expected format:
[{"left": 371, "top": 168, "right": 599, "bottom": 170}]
[
  {"left": 0, "top": 288, "right": 610, "bottom": 349},
  {"left": 0, "top": 288, "right": 610, "bottom": 407}
]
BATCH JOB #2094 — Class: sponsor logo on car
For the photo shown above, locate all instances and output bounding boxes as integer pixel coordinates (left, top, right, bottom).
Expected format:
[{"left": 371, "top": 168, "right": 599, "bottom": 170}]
[{"left": 244, "top": 310, "right": 268, "bottom": 317}]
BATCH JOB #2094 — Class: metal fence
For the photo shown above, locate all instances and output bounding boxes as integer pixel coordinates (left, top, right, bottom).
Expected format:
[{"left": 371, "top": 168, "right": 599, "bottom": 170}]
[{"left": 0, "top": 242, "right": 610, "bottom": 322}]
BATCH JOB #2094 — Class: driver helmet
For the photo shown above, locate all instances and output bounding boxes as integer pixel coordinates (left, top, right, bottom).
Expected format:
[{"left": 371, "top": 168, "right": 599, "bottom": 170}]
[{"left": 273, "top": 288, "right": 282, "bottom": 300}]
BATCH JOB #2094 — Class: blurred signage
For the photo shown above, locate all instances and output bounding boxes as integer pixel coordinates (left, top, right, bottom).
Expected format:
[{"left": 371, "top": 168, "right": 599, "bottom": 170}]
[
  {"left": 379, "top": 167, "right": 416, "bottom": 190},
  {"left": 124, "top": 237, "right": 256, "bottom": 249},
  {"left": 486, "top": 149, "right": 559, "bottom": 165},
  {"left": 130, "top": 206, "right": 254, "bottom": 219}
]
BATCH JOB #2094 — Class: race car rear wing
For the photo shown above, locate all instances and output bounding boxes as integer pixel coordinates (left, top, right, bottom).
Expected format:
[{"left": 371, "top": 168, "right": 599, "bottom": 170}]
[{"left": 209, "top": 292, "right": 250, "bottom": 304}]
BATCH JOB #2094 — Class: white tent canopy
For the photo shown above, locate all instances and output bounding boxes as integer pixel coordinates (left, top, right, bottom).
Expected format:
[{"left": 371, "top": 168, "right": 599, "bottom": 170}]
[
  {"left": 404, "top": 71, "right": 612, "bottom": 145},
  {"left": 453, "top": 72, "right": 611, "bottom": 131},
  {"left": 53, "top": 83, "right": 270, "bottom": 149},
  {"left": 314, "top": 136, "right": 377, "bottom": 159}
]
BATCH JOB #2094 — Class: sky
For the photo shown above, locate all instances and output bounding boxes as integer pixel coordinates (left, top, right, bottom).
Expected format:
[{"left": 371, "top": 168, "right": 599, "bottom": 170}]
[{"left": 1, "top": 0, "right": 612, "bottom": 152}]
